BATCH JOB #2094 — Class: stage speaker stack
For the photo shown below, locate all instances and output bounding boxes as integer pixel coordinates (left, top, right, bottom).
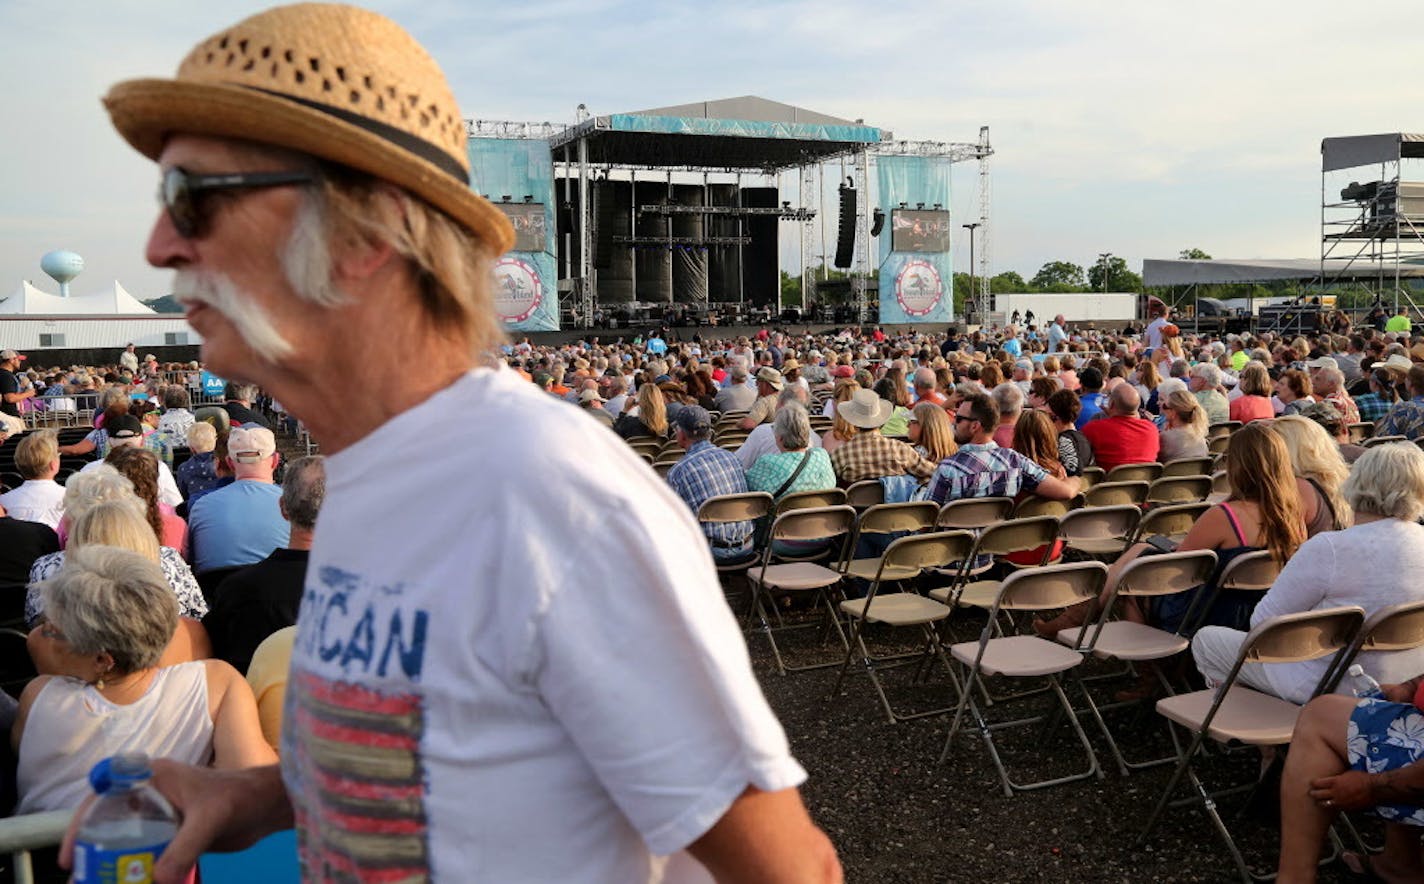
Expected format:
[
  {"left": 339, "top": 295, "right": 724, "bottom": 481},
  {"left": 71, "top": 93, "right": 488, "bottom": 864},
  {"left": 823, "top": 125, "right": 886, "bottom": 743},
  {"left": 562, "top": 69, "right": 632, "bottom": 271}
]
[
  {"left": 593, "top": 183, "right": 619, "bottom": 270},
  {"left": 834, "top": 185, "right": 856, "bottom": 269}
]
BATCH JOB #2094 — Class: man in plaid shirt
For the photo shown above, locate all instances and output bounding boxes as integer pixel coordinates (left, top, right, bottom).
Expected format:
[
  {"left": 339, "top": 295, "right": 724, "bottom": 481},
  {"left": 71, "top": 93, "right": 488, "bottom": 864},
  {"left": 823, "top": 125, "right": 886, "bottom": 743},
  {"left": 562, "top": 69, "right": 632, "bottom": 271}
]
[
  {"left": 828, "top": 389, "right": 938, "bottom": 485},
  {"left": 929, "top": 392, "right": 1081, "bottom": 504},
  {"left": 666, "top": 406, "right": 756, "bottom": 560},
  {"left": 1376, "top": 365, "right": 1424, "bottom": 441}
]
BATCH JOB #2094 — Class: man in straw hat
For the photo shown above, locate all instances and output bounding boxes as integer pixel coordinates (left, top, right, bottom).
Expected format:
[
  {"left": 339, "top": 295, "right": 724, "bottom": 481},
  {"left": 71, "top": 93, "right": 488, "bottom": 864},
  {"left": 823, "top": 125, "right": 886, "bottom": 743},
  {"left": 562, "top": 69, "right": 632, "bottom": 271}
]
[
  {"left": 828, "top": 388, "right": 937, "bottom": 485},
  {"left": 91, "top": 5, "right": 838, "bottom": 882}
]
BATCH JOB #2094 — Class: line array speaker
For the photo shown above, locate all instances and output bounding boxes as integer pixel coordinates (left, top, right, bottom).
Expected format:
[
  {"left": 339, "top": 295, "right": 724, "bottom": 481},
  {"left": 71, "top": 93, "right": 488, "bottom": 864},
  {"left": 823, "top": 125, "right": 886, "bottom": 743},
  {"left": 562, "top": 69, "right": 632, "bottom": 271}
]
[{"left": 834, "top": 186, "right": 856, "bottom": 269}]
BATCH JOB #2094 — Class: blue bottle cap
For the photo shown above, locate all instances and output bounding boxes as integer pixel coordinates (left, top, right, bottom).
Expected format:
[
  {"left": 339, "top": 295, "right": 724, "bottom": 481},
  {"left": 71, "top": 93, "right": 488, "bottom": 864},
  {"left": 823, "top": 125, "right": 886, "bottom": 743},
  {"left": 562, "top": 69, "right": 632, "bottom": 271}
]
[{"left": 88, "top": 754, "right": 152, "bottom": 795}]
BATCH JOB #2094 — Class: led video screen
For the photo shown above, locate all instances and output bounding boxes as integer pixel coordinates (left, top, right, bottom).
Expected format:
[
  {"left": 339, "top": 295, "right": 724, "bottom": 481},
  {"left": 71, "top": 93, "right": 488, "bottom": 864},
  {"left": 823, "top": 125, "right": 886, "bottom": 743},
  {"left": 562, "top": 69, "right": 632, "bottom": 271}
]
[{"left": 891, "top": 209, "right": 951, "bottom": 253}]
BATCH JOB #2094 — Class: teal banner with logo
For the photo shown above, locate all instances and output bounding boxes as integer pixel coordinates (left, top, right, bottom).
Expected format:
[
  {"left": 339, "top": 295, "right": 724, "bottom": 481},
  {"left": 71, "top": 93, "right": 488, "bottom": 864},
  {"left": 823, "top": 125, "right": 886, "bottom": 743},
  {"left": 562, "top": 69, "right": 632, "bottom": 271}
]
[
  {"left": 468, "top": 138, "right": 559, "bottom": 332},
  {"left": 875, "top": 156, "right": 953, "bottom": 324}
]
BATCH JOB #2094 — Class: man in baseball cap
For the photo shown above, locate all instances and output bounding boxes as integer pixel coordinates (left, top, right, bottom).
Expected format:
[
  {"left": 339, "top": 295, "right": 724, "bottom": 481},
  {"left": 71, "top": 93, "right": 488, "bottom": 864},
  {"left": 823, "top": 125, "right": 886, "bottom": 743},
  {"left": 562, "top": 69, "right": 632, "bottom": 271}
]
[
  {"left": 95, "top": 5, "right": 835, "bottom": 882},
  {"left": 0, "top": 349, "right": 33, "bottom": 420}
]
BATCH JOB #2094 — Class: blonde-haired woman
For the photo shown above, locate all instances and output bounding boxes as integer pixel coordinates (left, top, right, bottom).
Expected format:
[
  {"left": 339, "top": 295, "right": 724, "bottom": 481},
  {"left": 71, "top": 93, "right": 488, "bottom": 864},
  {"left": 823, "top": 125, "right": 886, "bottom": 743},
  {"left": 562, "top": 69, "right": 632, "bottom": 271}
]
[
  {"left": 821, "top": 381, "right": 861, "bottom": 455},
  {"left": 1158, "top": 390, "right": 1210, "bottom": 461},
  {"left": 614, "top": 382, "right": 668, "bottom": 440},
  {"left": 1273, "top": 415, "right": 1351, "bottom": 533},
  {"left": 907, "top": 401, "right": 956, "bottom": 463}
]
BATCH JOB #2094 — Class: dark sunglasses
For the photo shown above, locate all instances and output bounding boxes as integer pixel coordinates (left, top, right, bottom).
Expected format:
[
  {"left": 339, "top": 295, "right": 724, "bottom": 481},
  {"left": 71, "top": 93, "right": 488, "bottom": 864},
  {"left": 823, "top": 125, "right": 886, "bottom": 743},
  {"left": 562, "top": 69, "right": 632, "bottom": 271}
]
[
  {"left": 160, "top": 166, "right": 316, "bottom": 238},
  {"left": 954, "top": 414, "right": 976, "bottom": 423}
]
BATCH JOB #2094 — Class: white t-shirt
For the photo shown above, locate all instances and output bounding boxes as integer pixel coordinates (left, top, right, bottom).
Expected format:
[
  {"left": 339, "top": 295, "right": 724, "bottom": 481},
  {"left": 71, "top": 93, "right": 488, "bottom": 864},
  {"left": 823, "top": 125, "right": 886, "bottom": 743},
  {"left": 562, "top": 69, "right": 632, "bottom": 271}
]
[
  {"left": 283, "top": 366, "right": 804, "bottom": 882},
  {"left": 0, "top": 480, "right": 65, "bottom": 529},
  {"left": 1145, "top": 317, "right": 1168, "bottom": 350}
]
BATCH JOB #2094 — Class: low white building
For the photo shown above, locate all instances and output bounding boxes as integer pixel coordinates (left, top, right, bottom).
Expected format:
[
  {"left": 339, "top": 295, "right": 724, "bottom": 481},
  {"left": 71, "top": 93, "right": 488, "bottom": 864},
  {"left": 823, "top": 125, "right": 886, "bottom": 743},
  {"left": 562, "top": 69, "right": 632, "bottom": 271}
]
[{"left": 0, "top": 281, "right": 200, "bottom": 351}]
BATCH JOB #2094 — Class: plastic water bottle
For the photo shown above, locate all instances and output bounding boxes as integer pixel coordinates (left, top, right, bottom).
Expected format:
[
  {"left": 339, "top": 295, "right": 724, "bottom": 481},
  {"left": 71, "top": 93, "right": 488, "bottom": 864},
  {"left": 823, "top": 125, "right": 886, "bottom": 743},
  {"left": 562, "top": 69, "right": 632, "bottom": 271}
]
[
  {"left": 1348, "top": 664, "right": 1386, "bottom": 700},
  {"left": 73, "top": 754, "right": 179, "bottom": 884}
]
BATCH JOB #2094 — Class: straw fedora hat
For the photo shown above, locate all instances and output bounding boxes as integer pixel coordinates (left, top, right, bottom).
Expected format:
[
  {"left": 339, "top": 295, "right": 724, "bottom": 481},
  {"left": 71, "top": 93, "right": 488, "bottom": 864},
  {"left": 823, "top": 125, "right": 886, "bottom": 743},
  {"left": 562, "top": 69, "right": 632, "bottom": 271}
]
[
  {"left": 838, "top": 388, "right": 893, "bottom": 429},
  {"left": 103, "top": 3, "right": 513, "bottom": 253}
]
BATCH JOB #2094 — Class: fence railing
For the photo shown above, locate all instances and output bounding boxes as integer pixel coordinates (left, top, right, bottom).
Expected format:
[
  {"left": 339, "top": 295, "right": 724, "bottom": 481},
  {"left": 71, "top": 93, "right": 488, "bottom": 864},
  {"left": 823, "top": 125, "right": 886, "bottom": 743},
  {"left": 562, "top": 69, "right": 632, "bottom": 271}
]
[{"left": 0, "top": 810, "right": 71, "bottom": 884}]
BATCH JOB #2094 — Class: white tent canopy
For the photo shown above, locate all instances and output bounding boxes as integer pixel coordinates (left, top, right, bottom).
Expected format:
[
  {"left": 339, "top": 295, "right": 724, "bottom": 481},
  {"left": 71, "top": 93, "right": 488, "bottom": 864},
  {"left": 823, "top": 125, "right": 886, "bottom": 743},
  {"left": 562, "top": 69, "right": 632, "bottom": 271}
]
[
  {"left": 1142, "top": 257, "right": 1424, "bottom": 288},
  {"left": 1321, "top": 133, "right": 1424, "bottom": 173},
  {"left": 0, "top": 281, "right": 155, "bottom": 315}
]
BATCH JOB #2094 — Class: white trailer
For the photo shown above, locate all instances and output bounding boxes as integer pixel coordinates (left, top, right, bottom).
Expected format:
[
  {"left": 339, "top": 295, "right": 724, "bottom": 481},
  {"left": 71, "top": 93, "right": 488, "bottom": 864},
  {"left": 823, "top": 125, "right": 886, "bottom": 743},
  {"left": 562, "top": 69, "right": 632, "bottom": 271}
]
[{"left": 991, "top": 293, "right": 1138, "bottom": 326}]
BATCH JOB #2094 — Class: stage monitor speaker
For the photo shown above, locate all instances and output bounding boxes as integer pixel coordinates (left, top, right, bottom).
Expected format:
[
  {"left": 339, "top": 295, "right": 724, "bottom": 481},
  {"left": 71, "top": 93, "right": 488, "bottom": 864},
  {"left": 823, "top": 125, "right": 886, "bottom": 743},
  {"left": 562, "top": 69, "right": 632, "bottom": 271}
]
[{"left": 834, "top": 186, "right": 856, "bottom": 269}]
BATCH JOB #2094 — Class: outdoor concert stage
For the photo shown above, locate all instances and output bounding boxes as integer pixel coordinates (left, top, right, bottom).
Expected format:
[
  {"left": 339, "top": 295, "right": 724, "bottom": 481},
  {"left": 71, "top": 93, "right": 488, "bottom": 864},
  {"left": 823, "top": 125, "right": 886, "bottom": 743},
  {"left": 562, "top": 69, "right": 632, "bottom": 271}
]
[
  {"left": 521, "top": 321, "right": 960, "bottom": 349},
  {"left": 467, "top": 97, "right": 988, "bottom": 336}
]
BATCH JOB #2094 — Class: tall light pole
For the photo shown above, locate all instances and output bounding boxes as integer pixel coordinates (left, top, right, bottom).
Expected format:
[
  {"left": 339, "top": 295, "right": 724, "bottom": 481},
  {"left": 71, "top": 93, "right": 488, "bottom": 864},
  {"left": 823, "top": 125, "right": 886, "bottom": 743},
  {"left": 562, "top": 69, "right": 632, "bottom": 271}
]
[
  {"left": 963, "top": 222, "right": 980, "bottom": 323},
  {"left": 1097, "top": 252, "right": 1113, "bottom": 293}
]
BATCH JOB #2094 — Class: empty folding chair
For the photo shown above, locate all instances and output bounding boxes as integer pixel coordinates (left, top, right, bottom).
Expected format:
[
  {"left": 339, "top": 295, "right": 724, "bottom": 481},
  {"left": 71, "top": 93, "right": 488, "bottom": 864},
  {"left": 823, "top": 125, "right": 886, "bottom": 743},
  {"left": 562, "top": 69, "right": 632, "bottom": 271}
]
[
  {"left": 1139, "top": 606, "right": 1365, "bottom": 883},
  {"left": 940, "top": 561, "right": 1110, "bottom": 796},
  {"left": 1084, "top": 480, "right": 1149, "bottom": 508},
  {"left": 746, "top": 505, "right": 858, "bottom": 675},
  {"left": 1133, "top": 501, "right": 1210, "bottom": 547},
  {"left": 1105, "top": 462, "right": 1163, "bottom": 484},
  {"left": 771, "top": 489, "right": 849, "bottom": 563},
  {"left": 695, "top": 491, "right": 772, "bottom": 576},
  {"left": 831, "top": 530, "right": 976, "bottom": 722},
  {"left": 1059, "top": 504, "right": 1141, "bottom": 560},
  {"left": 1146, "top": 475, "right": 1213, "bottom": 506},
  {"left": 841, "top": 502, "right": 941, "bottom": 584},
  {"left": 928, "top": 515, "right": 1062, "bottom": 612},
  {"left": 1160, "top": 456, "right": 1214, "bottom": 478},
  {"left": 1207, "top": 421, "right": 1242, "bottom": 439},
  {"left": 844, "top": 479, "right": 885, "bottom": 511},
  {"left": 1077, "top": 466, "right": 1106, "bottom": 490},
  {"left": 936, "top": 497, "right": 1013, "bottom": 532},
  {"left": 1059, "top": 549, "right": 1219, "bottom": 774}
]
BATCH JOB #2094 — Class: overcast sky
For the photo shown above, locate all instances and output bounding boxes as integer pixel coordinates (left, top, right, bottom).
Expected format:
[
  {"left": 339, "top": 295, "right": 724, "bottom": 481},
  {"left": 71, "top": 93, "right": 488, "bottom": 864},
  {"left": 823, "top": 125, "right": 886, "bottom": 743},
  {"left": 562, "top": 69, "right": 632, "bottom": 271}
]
[{"left": 2, "top": 0, "right": 1421, "bottom": 299}]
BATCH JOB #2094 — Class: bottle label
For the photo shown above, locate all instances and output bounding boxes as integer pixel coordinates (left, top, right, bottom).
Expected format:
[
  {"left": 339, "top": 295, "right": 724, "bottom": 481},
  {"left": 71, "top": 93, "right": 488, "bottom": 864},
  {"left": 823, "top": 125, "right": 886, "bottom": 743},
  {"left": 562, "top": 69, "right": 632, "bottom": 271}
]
[{"left": 74, "top": 838, "right": 169, "bottom": 884}]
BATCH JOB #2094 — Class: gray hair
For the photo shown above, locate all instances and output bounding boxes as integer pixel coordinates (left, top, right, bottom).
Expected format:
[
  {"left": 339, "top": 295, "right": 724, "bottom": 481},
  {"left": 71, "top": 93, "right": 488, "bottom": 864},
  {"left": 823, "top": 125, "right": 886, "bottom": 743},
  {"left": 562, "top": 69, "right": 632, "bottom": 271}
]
[
  {"left": 1169, "top": 359, "right": 1190, "bottom": 379},
  {"left": 281, "top": 455, "right": 327, "bottom": 530},
  {"left": 729, "top": 363, "right": 749, "bottom": 382},
  {"left": 1191, "top": 362, "right": 1222, "bottom": 387},
  {"left": 991, "top": 382, "right": 1024, "bottom": 417},
  {"left": 772, "top": 402, "right": 812, "bottom": 451},
  {"left": 187, "top": 421, "right": 217, "bottom": 453},
  {"left": 1343, "top": 443, "right": 1424, "bottom": 521},
  {"left": 161, "top": 386, "right": 191, "bottom": 410},
  {"left": 913, "top": 367, "right": 936, "bottom": 390},
  {"left": 1315, "top": 366, "right": 1345, "bottom": 394},
  {"left": 224, "top": 382, "right": 259, "bottom": 403},
  {"left": 776, "top": 385, "right": 809, "bottom": 407},
  {"left": 40, "top": 545, "right": 177, "bottom": 674},
  {"left": 61, "top": 465, "right": 137, "bottom": 519}
]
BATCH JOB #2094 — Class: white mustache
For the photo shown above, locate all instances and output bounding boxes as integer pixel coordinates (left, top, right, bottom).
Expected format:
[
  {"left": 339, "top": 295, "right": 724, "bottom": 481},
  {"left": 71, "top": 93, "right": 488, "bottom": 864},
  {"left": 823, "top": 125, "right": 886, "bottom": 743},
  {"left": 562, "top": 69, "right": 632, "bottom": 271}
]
[{"left": 174, "top": 270, "right": 294, "bottom": 361}]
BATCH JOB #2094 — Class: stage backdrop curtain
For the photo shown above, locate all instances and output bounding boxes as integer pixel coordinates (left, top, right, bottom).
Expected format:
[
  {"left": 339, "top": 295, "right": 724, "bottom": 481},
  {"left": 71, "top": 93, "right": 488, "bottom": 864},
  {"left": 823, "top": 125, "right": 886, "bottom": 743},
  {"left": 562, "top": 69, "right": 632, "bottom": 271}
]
[
  {"left": 875, "top": 156, "right": 953, "bottom": 324},
  {"left": 467, "top": 138, "right": 560, "bottom": 332}
]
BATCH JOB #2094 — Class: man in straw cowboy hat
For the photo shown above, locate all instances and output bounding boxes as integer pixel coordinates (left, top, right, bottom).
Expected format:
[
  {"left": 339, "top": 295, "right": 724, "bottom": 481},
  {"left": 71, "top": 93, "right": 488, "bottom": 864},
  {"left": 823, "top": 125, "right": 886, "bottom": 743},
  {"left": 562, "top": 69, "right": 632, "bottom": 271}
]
[
  {"left": 828, "top": 387, "right": 937, "bottom": 485},
  {"left": 88, "top": 5, "right": 838, "bottom": 882}
]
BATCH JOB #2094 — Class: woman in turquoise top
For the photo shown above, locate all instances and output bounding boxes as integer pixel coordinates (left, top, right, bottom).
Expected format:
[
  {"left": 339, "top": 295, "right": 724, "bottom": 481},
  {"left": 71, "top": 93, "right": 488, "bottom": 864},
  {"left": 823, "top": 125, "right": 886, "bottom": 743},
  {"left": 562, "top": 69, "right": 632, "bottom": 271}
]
[{"left": 747, "top": 403, "right": 836, "bottom": 557}]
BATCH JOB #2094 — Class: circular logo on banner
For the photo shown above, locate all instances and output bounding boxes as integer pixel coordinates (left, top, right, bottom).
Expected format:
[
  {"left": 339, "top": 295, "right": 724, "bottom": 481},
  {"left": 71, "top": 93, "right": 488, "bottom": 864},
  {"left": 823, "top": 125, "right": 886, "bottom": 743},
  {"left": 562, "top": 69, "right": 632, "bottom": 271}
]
[
  {"left": 493, "top": 257, "right": 543, "bottom": 324},
  {"left": 894, "top": 260, "right": 943, "bottom": 317}
]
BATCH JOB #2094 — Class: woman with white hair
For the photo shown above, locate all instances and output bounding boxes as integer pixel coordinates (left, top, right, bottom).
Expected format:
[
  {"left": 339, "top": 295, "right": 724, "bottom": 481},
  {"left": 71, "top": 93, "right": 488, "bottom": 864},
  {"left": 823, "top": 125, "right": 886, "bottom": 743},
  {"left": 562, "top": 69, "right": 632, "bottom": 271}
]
[
  {"left": 746, "top": 403, "right": 835, "bottom": 503},
  {"left": 1192, "top": 442, "right": 1424, "bottom": 705},
  {"left": 14, "top": 546, "right": 275, "bottom": 816}
]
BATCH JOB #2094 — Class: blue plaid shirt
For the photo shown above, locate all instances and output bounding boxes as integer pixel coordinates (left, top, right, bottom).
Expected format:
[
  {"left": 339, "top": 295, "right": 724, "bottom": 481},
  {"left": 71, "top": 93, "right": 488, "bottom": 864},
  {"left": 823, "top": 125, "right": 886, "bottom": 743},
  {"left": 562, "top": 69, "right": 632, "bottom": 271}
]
[
  {"left": 1376, "top": 398, "right": 1424, "bottom": 440},
  {"left": 1355, "top": 392, "right": 1392, "bottom": 424},
  {"left": 667, "top": 441, "right": 755, "bottom": 545},
  {"left": 927, "top": 442, "right": 1050, "bottom": 504}
]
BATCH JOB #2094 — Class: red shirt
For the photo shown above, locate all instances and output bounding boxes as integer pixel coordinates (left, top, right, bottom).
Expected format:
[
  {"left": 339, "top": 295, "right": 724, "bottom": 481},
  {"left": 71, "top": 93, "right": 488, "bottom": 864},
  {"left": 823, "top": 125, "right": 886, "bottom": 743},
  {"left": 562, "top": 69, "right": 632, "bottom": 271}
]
[
  {"left": 1081, "top": 415, "right": 1160, "bottom": 472},
  {"left": 1229, "top": 395, "right": 1275, "bottom": 424}
]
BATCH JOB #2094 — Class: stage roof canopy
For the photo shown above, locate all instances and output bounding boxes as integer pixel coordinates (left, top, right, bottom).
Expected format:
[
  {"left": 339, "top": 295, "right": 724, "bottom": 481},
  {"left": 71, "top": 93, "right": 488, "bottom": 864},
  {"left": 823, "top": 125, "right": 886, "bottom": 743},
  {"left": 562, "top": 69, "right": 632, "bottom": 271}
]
[
  {"left": 1321, "top": 133, "right": 1424, "bottom": 172},
  {"left": 1143, "top": 257, "right": 1424, "bottom": 287},
  {"left": 549, "top": 95, "right": 885, "bottom": 171}
]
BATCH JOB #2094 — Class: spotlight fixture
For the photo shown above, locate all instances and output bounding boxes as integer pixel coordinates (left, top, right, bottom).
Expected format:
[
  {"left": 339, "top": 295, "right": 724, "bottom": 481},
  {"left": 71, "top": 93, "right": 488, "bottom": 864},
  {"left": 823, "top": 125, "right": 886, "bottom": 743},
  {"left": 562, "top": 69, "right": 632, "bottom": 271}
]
[
  {"left": 501, "top": 195, "right": 513, "bottom": 203},
  {"left": 898, "top": 202, "right": 908, "bottom": 209},
  {"left": 916, "top": 202, "right": 925, "bottom": 210},
  {"left": 870, "top": 209, "right": 886, "bottom": 237},
  {"left": 523, "top": 195, "right": 534, "bottom": 203},
  {"left": 933, "top": 203, "right": 943, "bottom": 210}
]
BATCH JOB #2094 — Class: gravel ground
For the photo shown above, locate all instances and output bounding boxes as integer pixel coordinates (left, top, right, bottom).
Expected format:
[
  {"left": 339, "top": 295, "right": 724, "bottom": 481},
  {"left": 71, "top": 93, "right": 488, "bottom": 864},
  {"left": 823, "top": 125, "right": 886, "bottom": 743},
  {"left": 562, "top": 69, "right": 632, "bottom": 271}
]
[{"left": 741, "top": 592, "right": 1366, "bottom": 883}]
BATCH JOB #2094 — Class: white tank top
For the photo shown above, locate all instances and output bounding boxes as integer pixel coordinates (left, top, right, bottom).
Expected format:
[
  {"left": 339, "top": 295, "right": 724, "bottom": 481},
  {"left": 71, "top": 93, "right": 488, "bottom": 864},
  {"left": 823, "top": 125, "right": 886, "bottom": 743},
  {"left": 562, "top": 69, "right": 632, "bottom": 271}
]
[{"left": 17, "top": 662, "right": 215, "bottom": 813}]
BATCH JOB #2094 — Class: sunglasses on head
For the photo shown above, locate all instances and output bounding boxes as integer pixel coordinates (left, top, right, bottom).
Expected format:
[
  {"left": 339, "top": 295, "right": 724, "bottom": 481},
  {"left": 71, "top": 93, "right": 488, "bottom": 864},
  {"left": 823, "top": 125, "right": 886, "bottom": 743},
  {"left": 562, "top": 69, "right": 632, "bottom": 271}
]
[{"left": 160, "top": 166, "right": 316, "bottom": 238}]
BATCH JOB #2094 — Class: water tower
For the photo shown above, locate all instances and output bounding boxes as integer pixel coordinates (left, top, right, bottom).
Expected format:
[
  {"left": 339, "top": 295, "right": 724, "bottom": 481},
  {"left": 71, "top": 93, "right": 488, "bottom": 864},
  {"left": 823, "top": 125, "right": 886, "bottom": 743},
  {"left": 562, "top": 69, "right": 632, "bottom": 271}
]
[{"left": 40, "top": 250, "right": 84, "bottom": 297}]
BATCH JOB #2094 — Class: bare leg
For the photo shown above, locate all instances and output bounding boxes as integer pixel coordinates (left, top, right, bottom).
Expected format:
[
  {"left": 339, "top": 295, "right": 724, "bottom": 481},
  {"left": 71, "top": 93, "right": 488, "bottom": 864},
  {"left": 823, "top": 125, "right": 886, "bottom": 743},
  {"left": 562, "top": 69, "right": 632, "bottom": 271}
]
[
  {"left": 1363, "top": 824, "right": 1424, "bottom": 883},
  {"left": 1277, "top": 695, "right": 1355, "bottom": 883}
]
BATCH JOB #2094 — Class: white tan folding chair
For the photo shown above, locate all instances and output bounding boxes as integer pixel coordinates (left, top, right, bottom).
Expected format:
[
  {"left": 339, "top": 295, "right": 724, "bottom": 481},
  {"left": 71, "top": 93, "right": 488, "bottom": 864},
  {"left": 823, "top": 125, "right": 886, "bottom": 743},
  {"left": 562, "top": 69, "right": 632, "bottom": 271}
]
[
  {"left": 1104, "top": 462, "right": 1163, "bottom": 484},
  {"left": 844, "top": 479, "right": 884, "bottom": 511},
  {"left": 1207, "top": 420, "right": 1242, "bottom": 439},
  {"left": 1317, "top": 599, "right": 1424, "bottom": 695},
  {"left": 1084, "top": 480, "right": 1149, "bottom": 508},
  {"left": 1058, "top": 504, "right": 1141, "bottom": 560},
  {"left": 927, "top": 515, "right": 1061, "bottom": 610},
  {"left": 1077, "top": 466, "right": 1106, "bottom": 490},
  {"left": 1208, "top": 434, "right": 1231, "bottom": 455},
  {"left": 939, "top": 561, "right": 1110, "bottom": 796},
  {"left": 840, "top": 501, "right": 941, "bottom": 584},
  {"left": 935, "top": 497, "right": 1014, "bottom": 532},
  {"left": 695, "top": 491, "right": 771, "bottom": 576},
  {"left": 829, "top": 530, "right": 977, "bottom": 723},
  {"left": 1160, "top": 456, "right": 1215, "bottom": 478},
  {"left": 1010, "top": 493, "right": 1080, "bottom": 519},
  {"left": 1133, "top": 501, "right": 1210, "bottom": 547},
  {"left": 1139, "top": 606, "right": 1365, "bottom": 883},
  {"left": 771, "top": 489, "right": 849, "bottom": 564},
  {"left": 746, "top": 505, "right": 858, "bottom": 675},
  {"left": 1207, "top": 470, "right": 1230, "bottom": 504},
  {"left": 1058, "top": 549, "right": 1219, "bottom": 775},
  {"left": 1146, "top": 475, "right": 1213, "bottom": 506}
]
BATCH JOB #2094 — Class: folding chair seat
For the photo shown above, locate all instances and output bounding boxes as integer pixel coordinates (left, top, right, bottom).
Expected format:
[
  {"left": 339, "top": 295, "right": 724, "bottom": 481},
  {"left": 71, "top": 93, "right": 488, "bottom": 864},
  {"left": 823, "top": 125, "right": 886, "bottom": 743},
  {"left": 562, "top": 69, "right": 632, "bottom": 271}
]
[
  {"left": 1058, "top": 504, "right": 1141, "bottom": 559},
  {"left": 1140, "top": 606, "right": 1365, "bottom": 882},
  {"left": 936, "top": 497, "right": 1013, "bottom": 532},
  {"left": 1133, "top": 501, "right": 1210, "bottom": 546},
  {"left": 940, "top": 561, "right": 1110, "bottom": 795},
  {"left": 1146, "top": 475, "right": 1212, "bottom": 506},
  {"left": 830, "top": 530, "right": 976, "bottom": 722},
  {"left": 841, "top": 501, "right": 940, "bottom": 582},
  {"left": 1076, "top": 466, "right": 1106, "bottom": 490},
  {"left": 844, "top": 479, "right": 884, "bottom": 511},
  {"left": 746, "top": 506, "right": 858, "bottom": 675},
  {"left": 776, "top": 488, "right": 846, "bottom": 515},
  {"left": 1208, "top": 434, "right": 1231, "bottom": 455},
  {"left": 928, "top": 515, "right": 1062, "bottom": 610},
  {"left": 1207, "top": 421, "right": 1242, "bottom": 439},
  {"left": 1364, "top": 434, "right": 1408, "bottom": 448},
  {"left": 1160, "top": 456, "right": 1214, "bottom": 478},
  {"left": 696, "top": 491, "right": 772, "bottom": 576},
  {"left": 1104, "top": 462, "right": 1162, "bottom": 484},
  {"left": 1083, "top": 480, "right": 1149, "bottom": 508},
  {"left": 1057, "top": 550, "right": 1219, "bottom": 774}
]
